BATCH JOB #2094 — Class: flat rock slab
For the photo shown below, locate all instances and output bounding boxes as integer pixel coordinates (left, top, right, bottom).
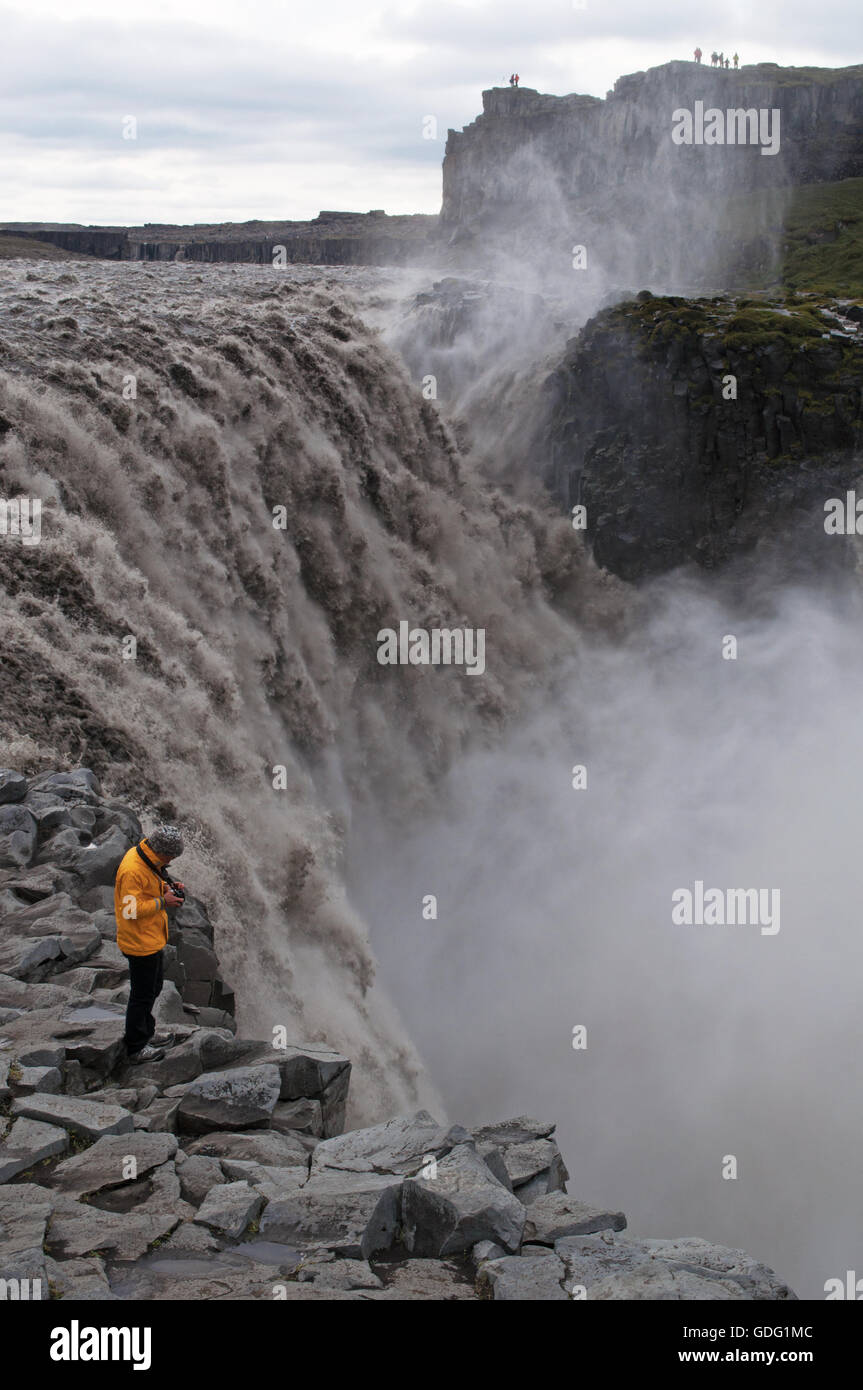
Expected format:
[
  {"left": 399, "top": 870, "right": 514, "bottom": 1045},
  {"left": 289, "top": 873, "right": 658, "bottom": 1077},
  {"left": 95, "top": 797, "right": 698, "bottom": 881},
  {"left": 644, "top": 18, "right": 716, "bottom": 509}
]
[
  {"left": 176, "top": 1154, "right": 226, "bottom": 1206},
  {"left": 0, "top": 771, "right": 27, "bottom": 805},
  {"left": 471, "top": 1117, "right": 556, "bottom": 1147},
  {"left": 13, "top": 1065, "right": 63, "bottom": 1095},
  {"left": 12, "top": 1093, "right": 134, "bottom": 1140},
  {"left": 0, "top": 805, "right": 38, "bottom": 870},
  {"left": 0, "top": 974, "right": 86, "bottom": 1011},
  {"left": 370, "top": 1258, "right": 479, "bottom": 1301},
  {"left": 296, "top": 1253, "right": 383, "bottom": 1290},
  {"left": 122, "top": 1040, "right": 204, "bottom": 1089},
  {"left": 497, "top": 1138, "right": 569, "bottom": 1197},
  {"left": 271, "top": 1098, "right": 323, "bottom": 1138},
  {"left": 311, "top": 1109, "right": 454, "bottom": 1177},
  {"left": 177, "top": 1065, "right": 281, "bottom": 1134},
  {"left": 134, "top": 1097, "right": 181, "bottom": 1134},
  {"left": 0, "top": 1182, "right": 56, "bottom": 1266},
  {"left": 260, "top": 1170, "right": 402, "bottom": 1259},
  {"left": 185, "top": 1129, "right": 308, "bottom": 1167},
  {"left": 639, "top": 1237, "right": 798, "bottom": 1300},
  {"left": 51, "top": 1132, "right": 177, "bottom": 1197},
  {"left": 194, "top": 1180, "right": 264, "bottom": 1240},
  {"left": 555, "top": 1231, "right": 797, "bottom": 1300},
  {"left": 44, "top": 1255, "right": 117, "bottom": 1301},
  {"left": 590, "top": 1264, "right": 748, "bottom": 1300},
  {"left": 195, "top": 1039, "right": 351, "bottom": 1137},
  {"left": 523, "top": 1192, "right": 627, "bottom": 1244},
  {"left": 0, "top": 934, "right": 62, "bottom": 978},
  {"left": 160, "top": 1221, "right": 223, "bottom": 1254},
  {"left": 402, "top": 1143, "right": 526, "bottom": 1258},
  {"left": 479, "top": 1251, "right": 569, "bottom": 1301},
  {"left": 0, "top": 1117, "right": 69, "bottom": 1183},
  {"left": 236, "top": 1164, "right": 309, "bottom": 1203},
  {"left": 107, "top": 1262, "right": 362, "bottom": 1301},
  {"left": 47, "top": 1195, "right": 181, "bottom": 1261}
]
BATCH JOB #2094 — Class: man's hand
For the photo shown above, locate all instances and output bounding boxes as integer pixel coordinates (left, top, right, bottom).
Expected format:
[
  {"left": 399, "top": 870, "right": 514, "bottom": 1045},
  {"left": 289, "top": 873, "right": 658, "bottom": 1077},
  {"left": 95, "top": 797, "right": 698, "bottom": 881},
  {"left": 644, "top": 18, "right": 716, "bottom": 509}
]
[{"left": 164, "top": 888, "right": 184, "bottom": 907}]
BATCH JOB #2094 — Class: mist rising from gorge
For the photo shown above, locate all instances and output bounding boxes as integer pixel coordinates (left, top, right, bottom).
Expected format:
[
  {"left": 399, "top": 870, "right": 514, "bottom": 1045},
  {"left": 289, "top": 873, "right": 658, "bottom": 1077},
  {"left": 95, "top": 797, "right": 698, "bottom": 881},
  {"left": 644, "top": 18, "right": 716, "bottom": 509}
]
[{"left": 347, "top": 564, "right": 863, "bottom": 1300}]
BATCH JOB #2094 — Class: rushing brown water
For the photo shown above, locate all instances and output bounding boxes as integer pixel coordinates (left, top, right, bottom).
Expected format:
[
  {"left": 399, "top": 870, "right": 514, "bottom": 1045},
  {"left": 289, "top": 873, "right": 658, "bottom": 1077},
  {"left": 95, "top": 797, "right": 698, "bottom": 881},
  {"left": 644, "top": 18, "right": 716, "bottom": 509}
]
[{"left": 0, "top": 257, "right": 618, "bottom": 1124}]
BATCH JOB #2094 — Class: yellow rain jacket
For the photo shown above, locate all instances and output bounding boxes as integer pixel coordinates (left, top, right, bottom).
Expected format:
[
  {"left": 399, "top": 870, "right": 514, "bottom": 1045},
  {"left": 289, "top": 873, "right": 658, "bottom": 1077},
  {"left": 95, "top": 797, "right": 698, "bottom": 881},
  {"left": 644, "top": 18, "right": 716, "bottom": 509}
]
[{"left": 114, "top": 840, "right": 170, "bottom": 956}]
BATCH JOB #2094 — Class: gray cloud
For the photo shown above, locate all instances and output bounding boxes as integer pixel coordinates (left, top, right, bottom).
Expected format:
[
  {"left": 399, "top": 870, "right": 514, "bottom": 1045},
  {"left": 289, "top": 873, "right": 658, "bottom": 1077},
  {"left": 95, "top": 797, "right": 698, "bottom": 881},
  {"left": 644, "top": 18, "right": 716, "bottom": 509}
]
[{"left": 0, "top": 1, "right": 858, "bottom": 222}]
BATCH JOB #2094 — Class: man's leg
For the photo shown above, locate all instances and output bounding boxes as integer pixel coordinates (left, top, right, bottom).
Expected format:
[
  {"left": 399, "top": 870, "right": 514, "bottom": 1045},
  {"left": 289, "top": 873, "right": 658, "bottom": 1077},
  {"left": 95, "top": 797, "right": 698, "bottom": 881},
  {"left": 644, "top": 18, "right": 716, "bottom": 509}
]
[
  {"left": 144, "top": 950, "right": 165, "bottom": 1045},
  {"left": 123, "top": 951, "right": 162, "bottom": 1055}
]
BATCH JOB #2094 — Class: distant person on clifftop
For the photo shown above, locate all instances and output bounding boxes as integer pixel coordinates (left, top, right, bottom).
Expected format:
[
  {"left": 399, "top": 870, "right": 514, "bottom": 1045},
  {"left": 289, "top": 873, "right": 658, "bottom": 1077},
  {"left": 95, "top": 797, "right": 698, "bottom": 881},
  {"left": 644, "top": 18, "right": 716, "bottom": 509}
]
[
  {"left": 514, "top": 73, "right": 520, "bottom": 86},
  {"left": 508, "top": 73, "right": 514, "bottom": 86},
  {"left": 115, "top": 824, "right": 186, "bottom": 1065},
  {"left": 694, "top": 47, "right": 702, "bottom": 64},
  {"left": 710, "top": 51, "right": 718, "bottom": 67},
  {"left": 733, "top": 53, "right": 739, "bottom": 68}
]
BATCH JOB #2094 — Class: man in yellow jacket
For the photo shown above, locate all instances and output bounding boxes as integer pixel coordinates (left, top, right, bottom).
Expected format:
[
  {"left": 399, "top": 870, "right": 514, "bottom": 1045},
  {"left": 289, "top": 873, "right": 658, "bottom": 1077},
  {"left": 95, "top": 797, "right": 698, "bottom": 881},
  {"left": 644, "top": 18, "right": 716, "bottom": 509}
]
[{"left": 114, "top": 825, "right": 186, "bottom": 1065}]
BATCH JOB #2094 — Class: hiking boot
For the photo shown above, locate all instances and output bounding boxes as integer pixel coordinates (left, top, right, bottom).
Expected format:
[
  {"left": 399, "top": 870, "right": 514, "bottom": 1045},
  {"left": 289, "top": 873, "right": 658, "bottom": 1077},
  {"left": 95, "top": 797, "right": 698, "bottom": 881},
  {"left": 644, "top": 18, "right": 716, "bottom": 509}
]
[
  {"left": 127, "top": 1043, "right": 165, "bottom": 1066},
  {"left": 150, "top": 1032, "right": 177, "bottom": 1049}
]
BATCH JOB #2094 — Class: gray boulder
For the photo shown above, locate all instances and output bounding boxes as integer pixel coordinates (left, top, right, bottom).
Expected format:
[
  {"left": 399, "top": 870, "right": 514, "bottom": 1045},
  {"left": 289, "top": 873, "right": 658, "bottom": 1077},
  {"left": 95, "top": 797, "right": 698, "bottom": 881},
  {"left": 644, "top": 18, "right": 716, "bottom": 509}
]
[
  {"left": 176, "top": 1153, "right": 226, "bottom": 1206},
  {"left": 122, "top": 1039, "right": 203, "bottom": 1088},
  {"left": 311, "top": 1110, "right": 455, "bottom": 1178},
  {"left": 194, "top": 1180, "right": 263, "bottom": 1239},
  {"left": 184, "top": 1129, "right": 308, "bottom": 1167},
  {"left": 401, "top": 1143, "right": 526, "bottom": 1257},
  {"left": 177, "top": 1065, "right": 281, "bottom": 1134},
  {"left": 296, "top": 1252, "right": 383, "bottom": 1290},
  {"left": 12, "top": 1093, "right": 134, "bottom": 1140},
  {"left": 523, "top": 1192, "right": 627, "bottom": 1244},
  {"left": 0, "top": 1116, "right": 69, "bottom": 1182},
  {"left": 44, "top": 1255, "right": 117, "bottom": 1301},
  {"left": 46, "top": 1194, "right": 180, "bottom": 1261},
  {"left": 555, "top": 1230, "right": 797, "bottom": 1300},
  {"left": 0, "top": 771, "right": 27, "bottom": 805},
  {"left": 68, "top": 827, "right": 131, "bottom": 890},
  {"left": 472, "top": 1117, "right": 557, "bottom": 1146},
  {"left": 368, "top": 1259, "right": 478, "bottom": 1301},
  {"left": 0, "top": 1182, "right": 55, "bottom": 1286},
  {"left": 0, "top": 805, "right": 38, "bottom": 870},
  {"left": 639, "top": 1237, "right": 798, "bottom": 1300},
  {"left": 28, "top": 769, "right": 101, "bottom": 800},
  {"left": 271, "top": 1098, "right": 323, "bottom": 1137},
  {"left": 133, "top": 1097, "right": 181, "bottom": 1133},
  {"left": 590, "top": 1264, "right": 748, "bottom": 1300},
  {"left": 472, "top": 1239, "right": 506, "bottom": 1265},
  {"left": 260, "top": 1169, "right": 402, "bottom": 1259},
  {"left": 11, "top": 1065, "right": 63, "bottom": 1096},
  {"left": 497, "top": 1139, "right": 569, "bottom": 1203},
  {"left": 223, "top": 1161, "right": 308, "bottom": 1201},
  {"left": 478, "top": 1250, "right": 569, "bottom": 1301},
  {"left": 34, "top": 827, "right": 91, "bottom": 869},
  {"left": 202, "top": 1038, "right": 350, "bottom": 1136},
  {"left": 51, "top": 1131, "right": 177, "bottom": 1197},
  {"left": 0, "top": 935, "right": 62, "bottom": 979}
]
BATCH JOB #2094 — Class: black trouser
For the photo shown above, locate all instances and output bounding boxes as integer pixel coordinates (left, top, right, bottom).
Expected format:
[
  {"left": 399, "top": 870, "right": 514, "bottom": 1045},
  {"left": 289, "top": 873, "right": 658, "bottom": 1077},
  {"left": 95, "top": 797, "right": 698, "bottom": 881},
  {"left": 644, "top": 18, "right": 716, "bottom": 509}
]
[{"left": 123, "top": 949, "right": 164, "bottom": 1055}]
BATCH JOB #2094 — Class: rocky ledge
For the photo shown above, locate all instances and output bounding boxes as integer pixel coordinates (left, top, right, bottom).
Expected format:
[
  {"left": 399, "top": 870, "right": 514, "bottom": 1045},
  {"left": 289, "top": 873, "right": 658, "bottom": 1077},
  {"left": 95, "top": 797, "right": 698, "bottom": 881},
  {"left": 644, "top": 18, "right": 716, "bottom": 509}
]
[{"left": 0, "top": 768, "right": 797, "bottom": 1300}]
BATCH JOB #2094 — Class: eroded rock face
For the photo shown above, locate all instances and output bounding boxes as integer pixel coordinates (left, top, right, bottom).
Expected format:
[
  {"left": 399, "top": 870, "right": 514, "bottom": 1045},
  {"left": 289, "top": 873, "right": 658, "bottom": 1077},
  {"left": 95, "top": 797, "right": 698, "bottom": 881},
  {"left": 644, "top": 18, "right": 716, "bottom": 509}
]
[
  {"left": 439, "top": 63, "right": 863, "bottom": 283},
  {"left": 537, "top": 294, "right": 863, "bottom": 579}
]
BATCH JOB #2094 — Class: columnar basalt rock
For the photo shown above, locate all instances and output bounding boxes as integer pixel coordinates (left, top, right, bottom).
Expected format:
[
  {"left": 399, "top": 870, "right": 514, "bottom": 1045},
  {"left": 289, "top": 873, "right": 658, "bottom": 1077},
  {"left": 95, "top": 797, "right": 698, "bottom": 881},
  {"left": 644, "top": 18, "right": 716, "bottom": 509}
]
[
  {"left": 0, "top": 771, "right": 798, "bottom": 1300},
  {"left": 534, "top": 293, "right": 863, "bottom": 578}
]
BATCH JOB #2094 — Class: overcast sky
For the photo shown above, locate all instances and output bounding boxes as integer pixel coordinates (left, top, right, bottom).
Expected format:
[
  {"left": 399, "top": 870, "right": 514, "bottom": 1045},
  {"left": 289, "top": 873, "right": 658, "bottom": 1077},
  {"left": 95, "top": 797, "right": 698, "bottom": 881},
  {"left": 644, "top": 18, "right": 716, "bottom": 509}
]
[{"left": 1, "top": 0, "right": 859, "bottom": 225}]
